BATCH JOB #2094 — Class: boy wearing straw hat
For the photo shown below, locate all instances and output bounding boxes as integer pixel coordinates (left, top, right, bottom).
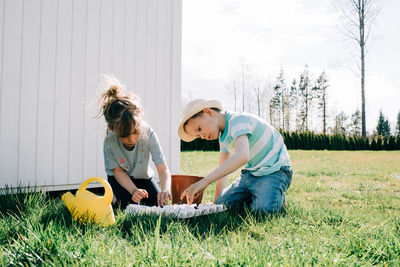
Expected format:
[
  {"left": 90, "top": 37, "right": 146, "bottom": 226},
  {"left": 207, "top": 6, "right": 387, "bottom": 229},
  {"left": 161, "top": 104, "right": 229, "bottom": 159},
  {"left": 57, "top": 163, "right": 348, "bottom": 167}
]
[{"left": 178, "top": 98, "right": 292, "bottom": 214}]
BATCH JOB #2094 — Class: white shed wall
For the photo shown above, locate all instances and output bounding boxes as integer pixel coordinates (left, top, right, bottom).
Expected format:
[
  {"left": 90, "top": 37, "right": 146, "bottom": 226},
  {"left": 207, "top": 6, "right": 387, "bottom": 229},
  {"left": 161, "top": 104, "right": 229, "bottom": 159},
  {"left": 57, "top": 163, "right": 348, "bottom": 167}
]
[{"left": 0, "top": 0, "right": 182, "bottom": 190}]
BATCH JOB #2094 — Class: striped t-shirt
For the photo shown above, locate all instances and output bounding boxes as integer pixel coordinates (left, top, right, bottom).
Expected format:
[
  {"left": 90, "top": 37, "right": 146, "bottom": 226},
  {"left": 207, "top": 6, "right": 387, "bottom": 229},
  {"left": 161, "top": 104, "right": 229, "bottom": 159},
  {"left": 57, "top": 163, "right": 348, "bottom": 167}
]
[{"left": 219, "top": 112, "right": 290, "bottom": 176}]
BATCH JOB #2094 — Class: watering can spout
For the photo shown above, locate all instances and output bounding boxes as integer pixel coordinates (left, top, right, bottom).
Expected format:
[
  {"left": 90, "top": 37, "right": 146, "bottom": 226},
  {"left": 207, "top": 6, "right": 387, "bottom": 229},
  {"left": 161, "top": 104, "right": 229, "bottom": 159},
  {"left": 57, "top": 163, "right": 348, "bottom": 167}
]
[{"left": 61, "top": 177, "right": 116, "bottom": 227}]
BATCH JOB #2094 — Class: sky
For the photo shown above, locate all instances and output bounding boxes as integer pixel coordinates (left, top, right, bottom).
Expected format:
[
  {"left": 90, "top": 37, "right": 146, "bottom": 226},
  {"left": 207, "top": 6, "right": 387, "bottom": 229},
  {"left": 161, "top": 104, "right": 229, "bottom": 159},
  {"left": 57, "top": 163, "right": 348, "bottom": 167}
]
[{"left": 181, "top": 0, "right": 400, "bottom": 134}]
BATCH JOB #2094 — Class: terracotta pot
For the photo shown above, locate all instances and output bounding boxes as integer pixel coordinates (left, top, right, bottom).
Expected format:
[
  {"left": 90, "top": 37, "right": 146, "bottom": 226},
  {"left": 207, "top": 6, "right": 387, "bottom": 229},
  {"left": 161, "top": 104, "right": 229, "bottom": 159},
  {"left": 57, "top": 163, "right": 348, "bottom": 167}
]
[{"left": 171, "top": 175, "right": 205, "bottom": 204}]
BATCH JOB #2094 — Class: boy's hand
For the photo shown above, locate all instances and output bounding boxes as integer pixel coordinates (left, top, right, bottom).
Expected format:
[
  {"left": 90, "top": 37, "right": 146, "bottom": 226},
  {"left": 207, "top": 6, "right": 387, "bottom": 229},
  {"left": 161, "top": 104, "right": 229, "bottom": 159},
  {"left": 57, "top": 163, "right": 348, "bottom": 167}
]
[
  {"left": 157, "top": 191, "right": 171, "bottom": 207},
  {"left": 131, "top": 188, "right": 149, "bottom": 203},
  {"left": 180, "top": 179, "right": 208, "bottom": 205}
]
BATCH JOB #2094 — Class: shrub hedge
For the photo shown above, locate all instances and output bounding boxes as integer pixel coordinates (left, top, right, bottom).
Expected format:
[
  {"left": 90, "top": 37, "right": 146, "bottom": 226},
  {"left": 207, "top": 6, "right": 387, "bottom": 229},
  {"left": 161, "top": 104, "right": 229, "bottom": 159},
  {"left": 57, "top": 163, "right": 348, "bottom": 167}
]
[{"left": 180, "top": 132, "right": 400, "bottom": 151}]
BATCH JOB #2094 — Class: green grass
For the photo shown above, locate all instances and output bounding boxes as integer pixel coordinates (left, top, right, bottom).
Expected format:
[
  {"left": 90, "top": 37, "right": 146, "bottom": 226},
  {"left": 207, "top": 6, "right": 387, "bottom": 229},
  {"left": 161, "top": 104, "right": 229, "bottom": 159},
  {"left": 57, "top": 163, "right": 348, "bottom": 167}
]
[{"left": 1, "top": 151, "right": 400, "bottom": 266}]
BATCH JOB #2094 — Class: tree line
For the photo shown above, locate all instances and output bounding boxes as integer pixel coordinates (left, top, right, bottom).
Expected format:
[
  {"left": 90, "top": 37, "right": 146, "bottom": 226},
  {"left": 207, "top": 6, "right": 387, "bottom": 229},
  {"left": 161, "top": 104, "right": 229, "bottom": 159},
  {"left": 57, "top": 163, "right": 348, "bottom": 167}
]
[
  {"left": 181, "top": 132, "right": 400, "bottom": 152},
  {"left": 227, "top": 63, "right": 400, "bottom": 137},
  {"left": 182, "top": 64, "right": 400, "bottom": 151},
  {"left": 269, "top": 65, "right": 330, "bottom": 134}
]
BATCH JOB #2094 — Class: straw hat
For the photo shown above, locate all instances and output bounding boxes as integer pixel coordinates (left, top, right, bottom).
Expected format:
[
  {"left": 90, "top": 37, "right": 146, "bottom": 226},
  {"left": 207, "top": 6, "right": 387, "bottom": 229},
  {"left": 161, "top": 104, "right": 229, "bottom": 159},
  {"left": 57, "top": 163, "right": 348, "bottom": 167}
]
[{"left": 178, "top": 98, "right": 223, "bottom": 142}]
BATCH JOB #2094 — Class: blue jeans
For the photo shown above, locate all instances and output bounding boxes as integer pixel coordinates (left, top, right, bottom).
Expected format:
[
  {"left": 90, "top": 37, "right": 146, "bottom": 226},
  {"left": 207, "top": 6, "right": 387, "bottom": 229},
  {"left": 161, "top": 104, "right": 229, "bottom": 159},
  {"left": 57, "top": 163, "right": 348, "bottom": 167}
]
[{"left": 215, "top": 166, "right": 293, "bottom": 214}]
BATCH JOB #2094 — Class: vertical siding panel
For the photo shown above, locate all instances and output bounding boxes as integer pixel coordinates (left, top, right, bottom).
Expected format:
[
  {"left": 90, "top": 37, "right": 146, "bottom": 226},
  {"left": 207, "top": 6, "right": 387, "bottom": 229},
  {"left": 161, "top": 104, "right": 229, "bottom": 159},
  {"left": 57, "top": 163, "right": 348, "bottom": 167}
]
[
  {"left": 96, "top": 120, "right": 107, "bottom": 177},
  {"left": 53, "top": 0, "right": 72, "bottom": 185},
  {"left": 69, "top": 0, "right": 88, "bottom": 184},
  {"left": 95, "top": 5, "right": 103, "bottom": 181},
  {"left": 98, "top": 0, "right": 113, "bottom": 74},
  {"left": 170, "top": 0, "right": 182, "bottom": 174},
  {"left": 112, "top": 0, "right": 125, "bottom": 80},
  {"left": 18, "top": 0, "right": 41, "bottom": 186},
  {"left": 135, "top": 0, "right": 146, "bottom": 101},
  {"left": 36, "top": 0, "right": 57, "bottom": 186},
  {"left": 83, "top": 0, "right": 101, "bottom": 180},
  {"left": 155, "top": 0, "right": 169, "bottom": 168},
  {"left": 144, "top": 0, "right": 157, "bottom": 174},
  {"left": 0, "top": 0, "right": 23, "bottom": 187},
  {"left": 145, "top": 0, "right": 156, "bottom": 127},
  {"left": 96, "top": 0, "right": 113, "bottom": 177},
  {"left": 124, "top": 0, "right": 136, "bottom": 94},
  {"left": 0, "top": 0, "right": 4, "bottom": 182},
  {"left": 0, "top": 0, "right": 182, "bottom": 189},
  {"left": 0, "top": 0, "right": 3, "bottom": 119},
  {"left": 122, "top": 0, "right": 136, "bottom": 178},
  {"left": 164, "top": 0, "right": 174, "bottom": 172},
  {"left": 96, "top": 123, "right": 107, "bottom": 177}
]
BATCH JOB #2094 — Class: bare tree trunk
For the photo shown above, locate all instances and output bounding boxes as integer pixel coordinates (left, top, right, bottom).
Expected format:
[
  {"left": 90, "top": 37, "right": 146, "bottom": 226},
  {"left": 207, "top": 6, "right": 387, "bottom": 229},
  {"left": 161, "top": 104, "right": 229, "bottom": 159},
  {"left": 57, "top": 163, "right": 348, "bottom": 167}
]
[
  {"left": 284, "top": 97, "right": 290, "bottom": 131},
  {"left": 226, "top": 78, "right": 238, "bottom": 112},
  {"left": 337, "top": 0, "right": 380, "bottom": 137},
  {"left": 360, "top": 4, "right": 366, "bottom": 137}
]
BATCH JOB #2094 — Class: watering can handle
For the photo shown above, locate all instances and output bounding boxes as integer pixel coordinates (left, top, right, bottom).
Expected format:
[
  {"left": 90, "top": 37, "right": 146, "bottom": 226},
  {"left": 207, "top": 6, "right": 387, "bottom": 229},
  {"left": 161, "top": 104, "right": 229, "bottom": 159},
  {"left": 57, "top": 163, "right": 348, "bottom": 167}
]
[{"left": 78, "top": 177, "right": 113, "bottom": 205}]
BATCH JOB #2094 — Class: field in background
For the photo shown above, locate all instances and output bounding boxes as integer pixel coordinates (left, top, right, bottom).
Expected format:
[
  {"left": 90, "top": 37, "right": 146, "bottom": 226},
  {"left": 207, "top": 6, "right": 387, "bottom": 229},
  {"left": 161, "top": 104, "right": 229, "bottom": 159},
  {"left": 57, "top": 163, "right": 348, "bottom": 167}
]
[
  {"left": 182, "top": 150, "right": 400, "bottom": 206},
  {"left": 1, "top": 151, "right": 399, "bottom": 265}
]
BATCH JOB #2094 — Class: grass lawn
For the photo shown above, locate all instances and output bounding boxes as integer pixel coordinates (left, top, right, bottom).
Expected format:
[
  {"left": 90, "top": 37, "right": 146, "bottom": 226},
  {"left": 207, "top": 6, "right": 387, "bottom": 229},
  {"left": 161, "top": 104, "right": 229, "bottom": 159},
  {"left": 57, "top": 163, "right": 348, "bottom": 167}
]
[{"left": 1, "top": 150, "right": 400, "bottom": 265}]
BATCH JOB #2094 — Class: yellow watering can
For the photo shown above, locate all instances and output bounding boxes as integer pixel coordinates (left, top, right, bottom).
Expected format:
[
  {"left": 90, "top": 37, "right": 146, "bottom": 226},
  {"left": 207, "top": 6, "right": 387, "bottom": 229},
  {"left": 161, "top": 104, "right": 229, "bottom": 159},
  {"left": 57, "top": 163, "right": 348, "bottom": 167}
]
[{"left": 62, "top": 177, "right": 116, "bottom": 227}]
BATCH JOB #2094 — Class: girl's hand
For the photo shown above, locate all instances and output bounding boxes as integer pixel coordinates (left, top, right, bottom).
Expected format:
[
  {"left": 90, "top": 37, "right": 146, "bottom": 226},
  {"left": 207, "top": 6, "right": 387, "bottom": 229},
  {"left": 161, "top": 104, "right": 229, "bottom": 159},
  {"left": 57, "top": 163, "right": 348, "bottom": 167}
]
[
  {"left": 131, "top": 188, "right": 149, "bottom": 203},
  {"left": 157, "top": 191, "right": 171, "bottom": 207},
  {"left": 180, "top": 179, "right": 208, "bottom": 205}
]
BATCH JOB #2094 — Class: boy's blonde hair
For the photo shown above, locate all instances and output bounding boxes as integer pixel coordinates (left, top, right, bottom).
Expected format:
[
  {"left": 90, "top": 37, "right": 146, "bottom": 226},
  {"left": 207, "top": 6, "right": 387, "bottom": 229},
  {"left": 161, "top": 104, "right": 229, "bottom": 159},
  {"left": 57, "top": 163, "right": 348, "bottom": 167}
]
[{"left": 178, "top": 98, "right": 222, "bottom": 142}]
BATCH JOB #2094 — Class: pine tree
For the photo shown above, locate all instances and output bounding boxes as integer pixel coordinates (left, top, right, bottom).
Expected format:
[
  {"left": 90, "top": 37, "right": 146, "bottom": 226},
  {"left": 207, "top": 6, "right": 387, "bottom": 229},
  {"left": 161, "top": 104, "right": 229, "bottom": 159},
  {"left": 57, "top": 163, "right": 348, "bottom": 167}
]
[
  {"left": 313, "top": 71, "right": 329, "bottom": 134},
  {"left": 396, "top": 135, "right": 400, "bottom": 150},
  {"left": 364, "top": 137, "right": 370, "bottom": 150},
  {"left": 332, "top": 111, "right": 348, "bottom": 135},
  {"left": 349, "top": 136, "right": 356, "bottom": 150},
  {"left": 269, "top": 92, "right": 280, "bottom": 129},
  {"left": 272, "top": 67, "right": 289, "bottom": 131},
  {"left": 376, "top": 136, "right": 383, "bottom": 150},
  {"left": 324, "top": 134, "right": 330, "bottom": 150},
  {"left": 387, "top": 136, "right": 396, "bottom": 150},
  {"left": 283, "top": 131, "right": 292, "bottom": 149},
  {"left": 396, "top": 110, "right": 400, "bottom": 136},
  {"left": 270, "top": 69, "right": 285, "bottom": 129},
  {"left": 290, "top": 79, "right": 299, "bottom": 132},
  {"left": 298, "top": 65, "right": 314, "bottom": 132},
  {"left": 292, "top": 132, "right": 299, "bottom": 150},
  {"left": 344, "top": 136, "right": 351, "bottom": 150},
  {"left": 370, "top": 138, "right": 377, "bottom": 151},
  {"left": 300, "top": 132, "right": 306, "bottom": 149},
  {"left": 383, "top": 119, "right": 391, "bottom": 137},
  {"left": 349, "top": 109, "right": 362, "bottom": 136},
  {"left": 383, "top": 136, "right": 391, "bottom": 150},
  {"left": 330, "top": 135, "right": 336, "bottom": 150},
  {"left": 376, "top": 110, "right": 391, "bottom": 137}
]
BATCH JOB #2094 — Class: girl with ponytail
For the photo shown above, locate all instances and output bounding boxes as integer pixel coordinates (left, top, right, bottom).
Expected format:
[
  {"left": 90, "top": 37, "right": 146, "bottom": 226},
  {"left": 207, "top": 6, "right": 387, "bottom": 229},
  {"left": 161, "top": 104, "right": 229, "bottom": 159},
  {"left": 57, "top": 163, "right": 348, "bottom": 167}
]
[{"left": 98, "top": 76, "right": 171, "bottom": 208}]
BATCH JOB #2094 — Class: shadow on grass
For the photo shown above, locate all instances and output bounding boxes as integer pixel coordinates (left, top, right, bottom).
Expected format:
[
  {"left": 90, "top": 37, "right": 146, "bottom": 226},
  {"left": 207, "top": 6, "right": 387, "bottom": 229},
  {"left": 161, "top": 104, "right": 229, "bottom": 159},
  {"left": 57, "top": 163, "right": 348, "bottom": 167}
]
[
  {"left": 39, "top": 200, "right": 75, "bottom": 229},
  {"left": 39, "top": 198, "right": 111, "bottom": 238},
  {"left": 0, "top": 185, "right": 46, "bottom": 216},
  {"left": 1, "top": 187, "right": 290, "bottom": 244},
  {"left": 116, "top": 205, "right": 289, "bottom": 241}
]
